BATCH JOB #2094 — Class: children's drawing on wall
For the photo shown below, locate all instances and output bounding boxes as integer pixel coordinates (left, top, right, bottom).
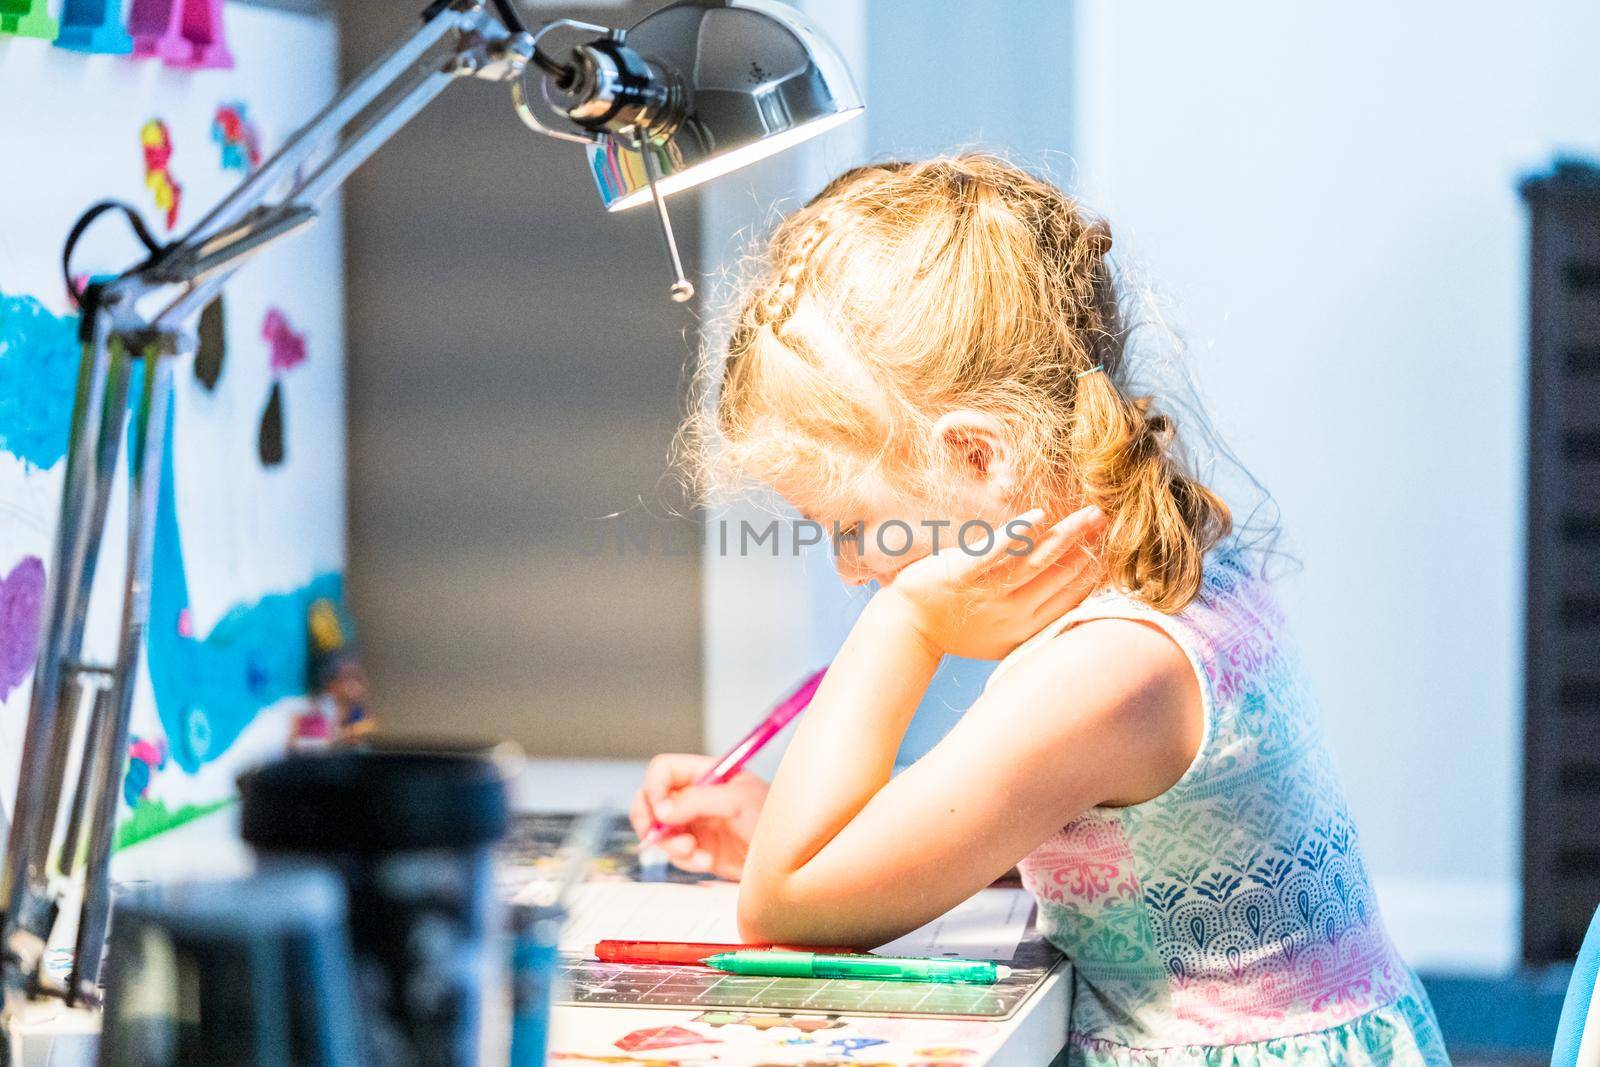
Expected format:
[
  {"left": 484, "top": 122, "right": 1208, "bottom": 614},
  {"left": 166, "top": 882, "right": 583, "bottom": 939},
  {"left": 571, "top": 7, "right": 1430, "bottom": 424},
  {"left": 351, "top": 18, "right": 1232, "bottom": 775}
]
[
  {"left": 290, "top": 596, "right": 373, "bottom": 750},
  {"left": 257, "top": 307, "right": 305, "bottom": 467},
  {"left": 0, "top": 13, "right": 347, "bottom": 855},
  {"left": 0, "top": 292, "right": 80, "bottom": 472},
  {"left": 211, "top": 101, "right": 262, "bottom": 173},
  {"left": 0, "top": 557, "right": 45, "bottom": 704},
  {"left": 0, "top": 286, "right": 347, "bottom": 847},
  {"left": 140, "top": 119, "right": 182, "bottom": 229},
  {"left": 123, "top": 735, "right": 169, "bottom": 806}
]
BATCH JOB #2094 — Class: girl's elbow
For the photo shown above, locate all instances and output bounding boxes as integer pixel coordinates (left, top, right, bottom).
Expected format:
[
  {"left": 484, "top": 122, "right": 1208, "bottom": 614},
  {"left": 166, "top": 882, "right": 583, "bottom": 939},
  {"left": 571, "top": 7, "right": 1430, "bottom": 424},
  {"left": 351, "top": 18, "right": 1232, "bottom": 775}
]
[
  {"left": 736, "top": 877, "right": 879, "bottom": 950},
  {"left": 736, "top": 878, "right": 792, "bottom": 944},
  {"left": 737, "top": 875, "right": 834, "bottom": 945}
]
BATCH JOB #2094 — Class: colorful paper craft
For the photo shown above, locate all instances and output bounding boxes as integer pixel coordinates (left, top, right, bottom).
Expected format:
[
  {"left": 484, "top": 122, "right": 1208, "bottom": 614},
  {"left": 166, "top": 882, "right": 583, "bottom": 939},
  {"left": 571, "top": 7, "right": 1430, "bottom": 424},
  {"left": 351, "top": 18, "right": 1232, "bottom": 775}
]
[
  {"left": 128, "top": 0, "right": 232, "bottom": 68},
  {"left": 262, "top": 308, "right": 306, "bottom": 372},
  {"left": 212, "top": 102, "right": 262, "bottom": 172},
  {"left": 0, "top": 0, "right": 57, "bottom": 40},
  {"left": 55, "top": 0, "right": 132, "bottom": 53},
  {"left": 141, "top": 119, "right": 182, "bottom": 230}
]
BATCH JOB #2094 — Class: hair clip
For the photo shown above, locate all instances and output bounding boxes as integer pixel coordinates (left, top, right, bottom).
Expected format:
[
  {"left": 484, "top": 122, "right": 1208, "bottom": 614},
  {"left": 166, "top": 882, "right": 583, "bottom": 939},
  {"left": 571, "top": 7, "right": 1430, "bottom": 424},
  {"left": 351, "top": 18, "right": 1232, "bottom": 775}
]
[{"left": 1075, "top": 364, "right": 1105, "bottom": 380}]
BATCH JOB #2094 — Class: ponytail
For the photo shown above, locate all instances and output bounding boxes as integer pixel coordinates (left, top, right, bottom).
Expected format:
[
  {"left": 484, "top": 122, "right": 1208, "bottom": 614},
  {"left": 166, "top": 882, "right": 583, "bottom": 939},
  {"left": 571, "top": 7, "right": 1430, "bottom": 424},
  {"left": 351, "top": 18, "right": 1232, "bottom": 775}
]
[{"left": 1070, "top": 371, "right": 1231, "bottom": 612}]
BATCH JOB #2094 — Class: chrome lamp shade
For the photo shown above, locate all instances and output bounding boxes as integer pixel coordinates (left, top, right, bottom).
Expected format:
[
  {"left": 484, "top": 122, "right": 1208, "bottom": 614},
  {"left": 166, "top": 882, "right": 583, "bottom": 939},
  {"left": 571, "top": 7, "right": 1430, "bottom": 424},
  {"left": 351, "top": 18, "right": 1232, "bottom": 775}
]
[{"left": 587, "top": 0, "right": 864, "bottom": 211}]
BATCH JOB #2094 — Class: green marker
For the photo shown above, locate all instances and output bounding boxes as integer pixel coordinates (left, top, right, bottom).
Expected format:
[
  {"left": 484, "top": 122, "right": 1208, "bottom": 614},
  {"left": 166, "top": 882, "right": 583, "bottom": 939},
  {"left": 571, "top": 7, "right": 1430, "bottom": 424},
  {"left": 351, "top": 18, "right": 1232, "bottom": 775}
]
[{"left": 703, "top": 950, "right": 1006, "bottom": 984}]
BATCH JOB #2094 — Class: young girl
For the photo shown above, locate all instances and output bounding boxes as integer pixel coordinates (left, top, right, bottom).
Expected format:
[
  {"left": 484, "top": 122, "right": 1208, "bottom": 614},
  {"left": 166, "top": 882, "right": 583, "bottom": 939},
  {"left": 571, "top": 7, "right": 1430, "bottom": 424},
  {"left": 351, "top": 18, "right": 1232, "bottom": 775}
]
[{"left": 631, "top": 156, "right": 1450, "bottom": 1065}]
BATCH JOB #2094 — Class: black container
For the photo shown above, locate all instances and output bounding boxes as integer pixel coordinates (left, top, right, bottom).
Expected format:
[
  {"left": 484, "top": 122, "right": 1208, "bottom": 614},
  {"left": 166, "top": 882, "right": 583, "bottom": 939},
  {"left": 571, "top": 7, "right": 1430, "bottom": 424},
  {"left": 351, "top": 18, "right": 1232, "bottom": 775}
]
[
  {"left": 239, "top": 749, "right": 510, "bottom": 1067},
  {"left": 100, "top": 868, "right": 363, "bottom": 1067}
]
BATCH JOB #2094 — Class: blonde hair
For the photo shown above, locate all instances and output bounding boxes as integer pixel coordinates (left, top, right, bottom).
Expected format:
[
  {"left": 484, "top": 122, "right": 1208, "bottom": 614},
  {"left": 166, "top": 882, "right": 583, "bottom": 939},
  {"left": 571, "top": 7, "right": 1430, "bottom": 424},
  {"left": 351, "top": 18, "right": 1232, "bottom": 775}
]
[{"left": 690, "top": 155, "right": 1231, "bottom": 614}]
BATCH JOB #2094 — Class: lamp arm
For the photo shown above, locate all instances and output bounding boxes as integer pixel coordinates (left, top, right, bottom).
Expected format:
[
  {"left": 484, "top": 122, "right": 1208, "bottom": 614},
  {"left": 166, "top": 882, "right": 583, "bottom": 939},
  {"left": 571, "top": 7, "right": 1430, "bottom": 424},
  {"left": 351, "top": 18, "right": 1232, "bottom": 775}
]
[{"left": 134, "top": 0, "right": 535, "bottom": 327}]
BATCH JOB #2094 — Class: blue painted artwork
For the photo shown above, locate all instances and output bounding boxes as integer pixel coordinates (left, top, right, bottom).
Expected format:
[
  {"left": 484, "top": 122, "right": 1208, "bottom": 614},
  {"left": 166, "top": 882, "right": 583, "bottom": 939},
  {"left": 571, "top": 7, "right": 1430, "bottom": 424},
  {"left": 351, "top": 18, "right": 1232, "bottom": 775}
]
[
  {"left": 1, "top": 289, "right": 338, "bottom": 774},
  {"left": 144, "top": 400, "right": 340, "bottom": 770},
  {"left": 0, "top": 292, "right": 81, "bottom": 470}
]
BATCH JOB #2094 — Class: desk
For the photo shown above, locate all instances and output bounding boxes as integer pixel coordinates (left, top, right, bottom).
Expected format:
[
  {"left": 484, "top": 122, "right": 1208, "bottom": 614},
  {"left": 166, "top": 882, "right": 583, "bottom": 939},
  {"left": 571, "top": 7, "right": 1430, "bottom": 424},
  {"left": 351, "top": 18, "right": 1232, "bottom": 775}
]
[
  {"left": 13, "top": 757, "right": 1073, "bottom": 1066},
  {"left": 518, "top": 759, "right": 1073, "bottom": 1067}
]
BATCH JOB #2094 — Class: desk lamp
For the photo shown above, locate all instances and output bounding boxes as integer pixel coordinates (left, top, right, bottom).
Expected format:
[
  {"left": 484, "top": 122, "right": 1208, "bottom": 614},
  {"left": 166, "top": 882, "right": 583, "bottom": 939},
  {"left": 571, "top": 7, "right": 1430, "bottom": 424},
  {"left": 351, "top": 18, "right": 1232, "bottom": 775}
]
[{"left": 0, "top": 0, "right": 861, "bottom": 1028}]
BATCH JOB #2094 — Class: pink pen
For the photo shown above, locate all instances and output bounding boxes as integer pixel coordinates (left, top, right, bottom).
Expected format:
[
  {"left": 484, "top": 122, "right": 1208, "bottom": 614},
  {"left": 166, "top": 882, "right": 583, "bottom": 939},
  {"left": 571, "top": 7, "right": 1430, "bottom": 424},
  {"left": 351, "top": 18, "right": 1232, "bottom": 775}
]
[{"left": 641, "top": 666, "right": 828, "bottom": 849}]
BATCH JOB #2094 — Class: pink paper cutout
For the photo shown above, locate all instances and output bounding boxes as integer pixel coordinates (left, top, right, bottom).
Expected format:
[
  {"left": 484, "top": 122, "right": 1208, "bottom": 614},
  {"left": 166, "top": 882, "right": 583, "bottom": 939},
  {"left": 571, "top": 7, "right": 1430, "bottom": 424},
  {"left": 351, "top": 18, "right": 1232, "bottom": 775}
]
[
  {"left": 128, "top": 0, "right": 232, "bottom": 69},
  {"left": 262, "top": 308, "right": 307, "bottom": 374}
]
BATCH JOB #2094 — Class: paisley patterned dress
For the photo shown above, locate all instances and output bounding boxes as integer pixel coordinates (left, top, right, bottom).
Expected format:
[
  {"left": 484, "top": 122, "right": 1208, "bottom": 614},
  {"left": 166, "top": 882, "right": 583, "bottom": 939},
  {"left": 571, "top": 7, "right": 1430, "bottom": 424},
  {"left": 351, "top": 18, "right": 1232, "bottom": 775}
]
[{"left": 990, "top": 549, "right": 1451, "bottom": 1065}]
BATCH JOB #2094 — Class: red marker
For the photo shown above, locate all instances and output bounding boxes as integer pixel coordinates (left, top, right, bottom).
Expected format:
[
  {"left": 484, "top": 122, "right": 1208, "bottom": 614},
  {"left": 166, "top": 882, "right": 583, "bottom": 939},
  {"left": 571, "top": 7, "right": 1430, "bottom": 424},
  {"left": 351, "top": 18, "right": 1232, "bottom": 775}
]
[
  {"left": 594, "top": 940, "right": 753, "bottom": 966},
  {"left": 593, "top": 940, "right": 856, "bottom": 966}
]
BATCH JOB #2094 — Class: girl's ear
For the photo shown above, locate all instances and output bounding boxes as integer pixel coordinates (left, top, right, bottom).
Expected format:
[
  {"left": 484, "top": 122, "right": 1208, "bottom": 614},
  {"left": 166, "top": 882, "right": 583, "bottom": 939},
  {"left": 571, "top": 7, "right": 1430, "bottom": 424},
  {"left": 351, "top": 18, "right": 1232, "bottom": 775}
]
[{"left": 931, "top": 410, "right": 1016, "bottom": 494}]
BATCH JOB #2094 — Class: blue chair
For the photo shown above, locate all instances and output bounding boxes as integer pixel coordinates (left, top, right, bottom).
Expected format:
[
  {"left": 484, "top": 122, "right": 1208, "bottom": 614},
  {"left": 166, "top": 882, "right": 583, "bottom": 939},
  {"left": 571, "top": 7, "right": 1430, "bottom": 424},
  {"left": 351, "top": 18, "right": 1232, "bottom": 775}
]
[{"left": 1553, "top": 902, "right": 1600, "bottom": 1067}]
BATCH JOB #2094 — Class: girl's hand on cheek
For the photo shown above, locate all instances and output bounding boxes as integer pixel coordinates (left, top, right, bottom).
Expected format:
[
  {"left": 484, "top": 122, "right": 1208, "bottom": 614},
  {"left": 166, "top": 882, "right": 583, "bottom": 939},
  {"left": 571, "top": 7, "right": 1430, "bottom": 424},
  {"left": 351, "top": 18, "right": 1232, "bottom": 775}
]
[{"left": 880, "top": 505, "right": 1107, "bottom": 660}]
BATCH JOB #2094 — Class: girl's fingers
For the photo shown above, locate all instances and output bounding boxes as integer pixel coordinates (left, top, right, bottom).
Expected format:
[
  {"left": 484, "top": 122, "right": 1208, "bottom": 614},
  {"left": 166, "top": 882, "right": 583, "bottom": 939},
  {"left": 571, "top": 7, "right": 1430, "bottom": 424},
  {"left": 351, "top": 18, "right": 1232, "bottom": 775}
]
[
  {"left": 652, "top": 783, "right": 747, "bottom": 825},
  {"left": 1013, "top": 506, "right": 1105, "bottom": 578},
  {"left": 628, "top": 787, "right": 654, "bottom": 839},
  {"left": 661, "top": 832, "right": 713, "bottom": 872},
  {"left": 979, "top": 505, "right": 1103, "bottom": 594},
  {"left": 964, "top": 508, "right": 1048, "bottom": 581},
  {"left": 1014, "top": 511, "right": 1107, "bottom": 613},
  {"left": 642, "top": 753, "right": 717, "bottom": 802},
  {"left": 661, "top": 832, "right": 699, "bottom": 860},
  {"left": 1029, "top": 557, "right": 1102, "bottom": 623}
]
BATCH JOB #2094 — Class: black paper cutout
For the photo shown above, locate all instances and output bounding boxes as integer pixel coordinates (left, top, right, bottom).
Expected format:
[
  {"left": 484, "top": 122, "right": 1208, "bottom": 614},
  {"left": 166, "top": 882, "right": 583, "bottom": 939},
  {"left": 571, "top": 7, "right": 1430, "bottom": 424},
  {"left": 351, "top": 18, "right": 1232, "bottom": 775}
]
[
  {"left": 258, "top": 380, "right": 285, "bottom": 466},
  {"left": 195, "top": 296, "right": 225, "bottom": 390}
]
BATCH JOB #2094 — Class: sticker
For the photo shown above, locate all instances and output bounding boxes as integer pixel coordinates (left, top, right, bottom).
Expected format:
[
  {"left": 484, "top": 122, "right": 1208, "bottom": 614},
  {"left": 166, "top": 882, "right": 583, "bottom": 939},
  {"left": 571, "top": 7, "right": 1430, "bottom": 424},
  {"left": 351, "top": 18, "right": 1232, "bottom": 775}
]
[
  {"left": 141, "top": 120, "right": 182, "bottom": 230},
  {"left": 827, "top": 1037, "right": 888, "bottom": 1057},
  {"left": 212, "top": 102, "right": 263, "bottom": 173},
  {"left": 613, "top": 1025, "right": 718, "bottom": 1052}
]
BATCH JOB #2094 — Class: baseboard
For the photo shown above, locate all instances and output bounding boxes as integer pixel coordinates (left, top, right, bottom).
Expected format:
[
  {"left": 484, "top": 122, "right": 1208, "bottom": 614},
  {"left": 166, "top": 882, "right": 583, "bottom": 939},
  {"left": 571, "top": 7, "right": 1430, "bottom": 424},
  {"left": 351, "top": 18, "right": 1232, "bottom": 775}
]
[{"left": 1374, "top": 874, "right": 1520, "bottom": 974}]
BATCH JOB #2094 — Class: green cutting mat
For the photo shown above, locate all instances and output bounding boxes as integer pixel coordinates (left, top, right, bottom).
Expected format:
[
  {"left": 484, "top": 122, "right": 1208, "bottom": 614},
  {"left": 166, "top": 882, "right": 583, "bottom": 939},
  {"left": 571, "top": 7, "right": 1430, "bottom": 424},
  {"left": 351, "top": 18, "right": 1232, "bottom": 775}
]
[{"left": 554, "top": 935, "right": 1062, "bottom": 1020}]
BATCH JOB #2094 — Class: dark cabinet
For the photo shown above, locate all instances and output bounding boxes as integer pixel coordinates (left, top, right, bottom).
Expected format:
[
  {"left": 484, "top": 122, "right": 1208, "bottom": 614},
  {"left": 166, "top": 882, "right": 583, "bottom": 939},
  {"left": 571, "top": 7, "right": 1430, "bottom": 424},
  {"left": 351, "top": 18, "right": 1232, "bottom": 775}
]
[{"left": 1521, "top": 159, "right": 1600, "bottom": 964}]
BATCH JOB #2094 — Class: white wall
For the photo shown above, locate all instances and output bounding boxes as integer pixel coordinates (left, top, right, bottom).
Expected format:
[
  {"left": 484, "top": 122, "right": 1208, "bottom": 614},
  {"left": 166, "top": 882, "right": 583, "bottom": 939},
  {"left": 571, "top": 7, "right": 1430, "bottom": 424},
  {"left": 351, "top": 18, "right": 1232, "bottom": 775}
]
[
  {"left": 700, "top": 0, "right": 871, "bottom": 774},
  {"left": 1071, "top": 0, "right": 1600, "bottom": 971},
  {"left": 699, "top": 0, "right": 1600, "bottom": 973}
]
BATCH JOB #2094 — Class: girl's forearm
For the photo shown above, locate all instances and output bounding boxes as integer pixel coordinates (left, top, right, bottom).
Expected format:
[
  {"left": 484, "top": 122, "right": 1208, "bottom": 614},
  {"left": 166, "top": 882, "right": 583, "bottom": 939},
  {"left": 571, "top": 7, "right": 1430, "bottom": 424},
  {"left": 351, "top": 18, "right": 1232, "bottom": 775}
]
[{"left": 743, "top": 592, "right": 941, "bottom": 884}]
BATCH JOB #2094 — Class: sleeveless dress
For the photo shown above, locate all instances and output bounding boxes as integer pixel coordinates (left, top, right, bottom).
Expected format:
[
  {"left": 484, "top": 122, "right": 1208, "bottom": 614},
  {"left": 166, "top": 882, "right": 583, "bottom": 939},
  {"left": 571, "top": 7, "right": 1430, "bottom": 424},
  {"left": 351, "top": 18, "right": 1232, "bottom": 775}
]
[{"left": 988, "top": 549, "right": 1451, "bottom": 1065}]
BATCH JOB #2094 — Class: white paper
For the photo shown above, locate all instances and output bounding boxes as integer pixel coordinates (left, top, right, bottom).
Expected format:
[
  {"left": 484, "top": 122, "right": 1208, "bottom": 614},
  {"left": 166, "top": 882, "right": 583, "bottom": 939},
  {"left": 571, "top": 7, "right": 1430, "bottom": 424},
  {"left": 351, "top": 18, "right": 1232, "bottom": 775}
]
[
  {"left": 547, "top": 882, "right": 743, "bottom": 952},
  {"left": 534, "top": 881, "right": 1034, "bottom": 961},
  {"left": 873, "top": 888, "right": 1034, "bottom": 961}
]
